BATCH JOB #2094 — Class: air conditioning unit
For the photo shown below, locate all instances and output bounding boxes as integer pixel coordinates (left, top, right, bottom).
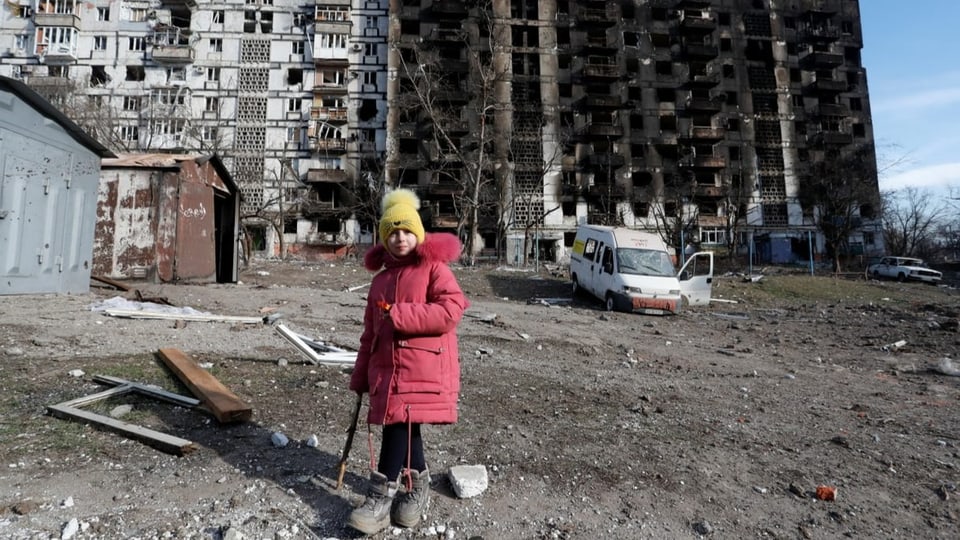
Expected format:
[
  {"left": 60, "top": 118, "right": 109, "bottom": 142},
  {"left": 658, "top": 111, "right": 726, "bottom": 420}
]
[
  {"left": 351, "top": 43, "right": 363, "bottom": 52},
  {"left": 20, "top": 65, "right": 33, "bottom": 74}
]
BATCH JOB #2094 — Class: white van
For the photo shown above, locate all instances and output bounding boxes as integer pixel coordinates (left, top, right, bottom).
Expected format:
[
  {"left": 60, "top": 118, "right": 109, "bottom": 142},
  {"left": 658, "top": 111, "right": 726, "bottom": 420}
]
[{"left": 569, "top": 225, "right": 714, "bottom": 315}]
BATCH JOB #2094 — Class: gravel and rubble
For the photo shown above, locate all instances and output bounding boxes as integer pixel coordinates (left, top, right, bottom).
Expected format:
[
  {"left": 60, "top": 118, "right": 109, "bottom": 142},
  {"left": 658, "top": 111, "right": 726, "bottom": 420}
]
[{"left": 1, "top": 258, "right": 959, "bottom": 539}]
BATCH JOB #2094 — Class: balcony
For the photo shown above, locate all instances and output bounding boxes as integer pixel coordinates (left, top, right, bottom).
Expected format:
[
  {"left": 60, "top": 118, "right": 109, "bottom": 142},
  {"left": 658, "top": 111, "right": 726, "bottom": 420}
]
[
  {"left": 151, "top": 44, "right": 195, "bottom": 64},
  {"left": 798, "top": 26, "right": 841, "bottom": 43},
  {"left": 679, "top": 155, "right": 726, "bottom": 168},
  {"left": 312, "top": 138, "right": 347, "bottom": 153},
  {"left": 150, "top": 28, "right": 194, "bottom": 65},
  {"left": 684, "top": 70, "right": 720, "bottom": 88},
  {"left": 428, "top": 0, "right": 469, "bottom": 16},
  {"left": 24, "top": 75, "right": 72, "bottom": 89},
  {"left": 424, "top": 181, "right": 462, "bottom": 195},
  {"left": 682, "top": 126, "right": 726, "bottom": 140},
  {"left": 34, "top": 12, "right": 80, "bottom": 29},
  {"left": 574, "top": 94, "right": 625, "bottom": 110},
  {"left": 578, "top": 5, "right": 618, "bottom": 25},
  {"left": 306, "top": 168, "right": 348, "bottom": 183},
  {"left": 576, "top": 124, "right": 624, "bottom": 139},
  {"left": 586, "top": 182, "right": 626, "bottom": 199},
  {"left": 816, "top": 102, "right": 849, "bottom": 116},
  {"left": 695, "top": 184, "right": 724, "bottom": 197},
  {"left": 424, "top": 27, "right": 465, "bottom": 43},
  {"left": 803, "top": 78, "right": 847, "bottom": 94},
  {"left": 581, "top": 153, "right": 626, "bottom": 169},
  {"left": 580, "top": 59, "right": 620, "bottom": 79},
  {"left": 682, "top": 43, "right": 719, "bottom": 59},
  {"left": 679, "top": 16, "right": 717, "bottom": 33},
  {"left": 799, "top": 51, "right": 844, "bottom": 69},
  {"left": 806, "top": 130, "right": 852, "bottom": 146},
  {"left": 311, "top": 106, "right": 348, "bottom": 123},
  {"left": 36, "top": 42, "right": 77, "bottom": 63},
  {"left": 683, "top": 96, "right": 722, "bottom": 112}
]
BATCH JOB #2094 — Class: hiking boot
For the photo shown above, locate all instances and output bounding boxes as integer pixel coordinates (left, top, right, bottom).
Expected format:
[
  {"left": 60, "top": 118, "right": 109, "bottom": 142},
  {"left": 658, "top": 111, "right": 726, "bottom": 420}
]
[
  {"left": 347, "top": 471, "right": 398, "bottom": 535},
  {"left": 391, "top": 468, "right": 431, "bottom": 528}
]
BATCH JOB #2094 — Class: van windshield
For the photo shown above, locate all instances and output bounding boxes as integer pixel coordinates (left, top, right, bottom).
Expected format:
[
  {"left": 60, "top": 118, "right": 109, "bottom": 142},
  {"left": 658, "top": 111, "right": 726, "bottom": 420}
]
[{"left": 616, "top": 248, "right": 677, "bottom": 277}]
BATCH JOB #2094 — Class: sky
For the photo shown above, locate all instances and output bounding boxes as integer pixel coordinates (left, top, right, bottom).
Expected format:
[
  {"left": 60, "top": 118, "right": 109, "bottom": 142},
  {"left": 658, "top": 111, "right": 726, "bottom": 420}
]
[{"left": 859, "top": 1, "right": 960, "bottom": 196}]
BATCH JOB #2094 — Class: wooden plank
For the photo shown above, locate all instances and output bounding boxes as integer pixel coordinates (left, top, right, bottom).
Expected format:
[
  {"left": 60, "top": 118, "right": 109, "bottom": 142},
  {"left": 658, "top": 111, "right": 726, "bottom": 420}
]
[
  {"left": 104, "top": 309, "right": 263, "bottom": 324},
  {"left": 157, "top": 348, "right": 252, "bottom": 423},
  {"left": 57, "top": 384, "right": 134, "bottom": 408},
  {"left": 90, "top": 275, "right": 132, "bottom": 291},
  {"left": 48, "top": 403, "right": 197, "bottom": 456}
]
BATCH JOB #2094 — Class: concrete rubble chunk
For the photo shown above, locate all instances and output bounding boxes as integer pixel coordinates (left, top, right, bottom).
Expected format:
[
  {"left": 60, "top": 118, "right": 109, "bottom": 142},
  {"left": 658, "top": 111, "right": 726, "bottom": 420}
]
[
  {"left": 448, "top": 464, "right": 488, "bottom": 498},
  {"left": 271, "top": 432, "right": 289, "bottom": 447}
]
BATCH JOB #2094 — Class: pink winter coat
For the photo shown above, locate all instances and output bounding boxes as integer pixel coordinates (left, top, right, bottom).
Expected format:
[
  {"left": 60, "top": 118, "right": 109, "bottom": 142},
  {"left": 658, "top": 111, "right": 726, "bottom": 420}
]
[{"left": 350, "top": 232, "right": 469, "bottom": 426}]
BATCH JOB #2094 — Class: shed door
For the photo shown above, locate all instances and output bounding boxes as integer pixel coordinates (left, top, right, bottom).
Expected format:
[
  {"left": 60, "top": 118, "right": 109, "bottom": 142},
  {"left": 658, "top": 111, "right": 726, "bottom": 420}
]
[{"left": 0, "top": 153, "right": 74, "bottom": 294}]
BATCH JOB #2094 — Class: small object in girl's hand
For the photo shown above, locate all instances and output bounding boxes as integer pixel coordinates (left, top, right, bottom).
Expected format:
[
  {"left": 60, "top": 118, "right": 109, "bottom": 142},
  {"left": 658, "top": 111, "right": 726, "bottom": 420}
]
[
  {"left": 815, "top": 485, "right": 837, "bottom": 501},
  {"left": 376, "top": 300, "right": 392, "bottom": 312}
]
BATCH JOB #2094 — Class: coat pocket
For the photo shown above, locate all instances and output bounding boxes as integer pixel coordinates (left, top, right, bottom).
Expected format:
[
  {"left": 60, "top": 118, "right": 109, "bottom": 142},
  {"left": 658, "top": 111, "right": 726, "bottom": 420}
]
[{"left": 395, "top": 336, "right": 445, "bottom": 392}]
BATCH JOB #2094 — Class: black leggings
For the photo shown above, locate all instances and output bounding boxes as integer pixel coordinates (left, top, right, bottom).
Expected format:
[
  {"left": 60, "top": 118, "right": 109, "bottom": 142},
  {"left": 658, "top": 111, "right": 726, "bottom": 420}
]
[{"left": 378, "top": 423, "right": 425, "bottom": 480}]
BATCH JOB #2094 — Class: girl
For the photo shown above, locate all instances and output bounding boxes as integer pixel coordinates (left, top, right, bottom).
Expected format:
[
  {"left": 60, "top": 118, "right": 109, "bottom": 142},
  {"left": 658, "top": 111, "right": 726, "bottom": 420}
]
[{"left": 346, "top": 188, "right": 469, "bottom": 535}]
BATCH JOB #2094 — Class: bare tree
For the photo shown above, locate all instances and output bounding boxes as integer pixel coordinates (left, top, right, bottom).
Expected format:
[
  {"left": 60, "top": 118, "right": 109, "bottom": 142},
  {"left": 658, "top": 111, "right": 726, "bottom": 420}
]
[
  {"left": 28, "top": 77, "right": 139, "bottom": 154},
  {"left": 880, "top": 187, "right": 947, "bottom": 259},
  {"left": 800, "top": 145, "right": 881, "bottom": 272},
  {"left": 649, "top": 173, "right": 699, "bottom": 262},
  {"left": 391, "top": 1, "right": 507, "bottom": 265}
]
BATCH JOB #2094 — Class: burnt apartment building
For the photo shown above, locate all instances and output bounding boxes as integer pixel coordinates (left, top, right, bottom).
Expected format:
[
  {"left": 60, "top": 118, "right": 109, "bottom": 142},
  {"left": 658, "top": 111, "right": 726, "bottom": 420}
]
[
  {"left": 0, "top": 0, "right": 880, "bottom": 265},
  {"left": 386, "top": 0, "right": 882, "bottom": 264}
]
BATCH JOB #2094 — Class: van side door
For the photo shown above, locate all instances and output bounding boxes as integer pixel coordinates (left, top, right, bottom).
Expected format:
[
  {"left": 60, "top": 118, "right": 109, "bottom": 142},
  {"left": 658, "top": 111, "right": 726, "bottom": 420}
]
[
  {"left": 678, "top": 252, "right": 714, "bottom": 306},
  {"left": 595, "top": 244, "right": 615, "bottom": 298}
]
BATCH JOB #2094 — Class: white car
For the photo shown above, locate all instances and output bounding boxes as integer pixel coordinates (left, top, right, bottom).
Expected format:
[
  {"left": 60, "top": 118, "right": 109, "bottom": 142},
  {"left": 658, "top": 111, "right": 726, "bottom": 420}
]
[{"left": 867, "top": 256, "right": 942, "bottom": 283}]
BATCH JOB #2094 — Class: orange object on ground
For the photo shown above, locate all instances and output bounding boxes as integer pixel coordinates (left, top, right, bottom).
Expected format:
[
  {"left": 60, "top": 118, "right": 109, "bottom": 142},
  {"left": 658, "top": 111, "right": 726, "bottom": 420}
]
[{"left": 815, "top": 485, "right": 837, "bottom": 501}]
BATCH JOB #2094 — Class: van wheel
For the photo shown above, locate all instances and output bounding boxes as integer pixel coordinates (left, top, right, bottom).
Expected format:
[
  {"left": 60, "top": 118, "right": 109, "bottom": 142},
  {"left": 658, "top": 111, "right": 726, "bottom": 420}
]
[
  {"left": 571, "top": 277, "right": 583, "bottom": 298},
  {"left": 604, "top": 293, "right": 616, "bottom": 312}
]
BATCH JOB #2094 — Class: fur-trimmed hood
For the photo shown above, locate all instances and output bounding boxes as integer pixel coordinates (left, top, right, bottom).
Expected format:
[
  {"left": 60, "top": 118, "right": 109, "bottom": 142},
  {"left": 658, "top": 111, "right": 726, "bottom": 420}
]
[{"left": 364, "top": 232, "right": 462, "bottom": 272}]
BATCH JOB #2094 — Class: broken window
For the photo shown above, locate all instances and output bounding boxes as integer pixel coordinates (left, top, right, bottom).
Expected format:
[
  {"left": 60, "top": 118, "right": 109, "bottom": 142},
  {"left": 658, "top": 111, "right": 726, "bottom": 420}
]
[
  {"left": 123, "top": 96, "right": 142, "bottom": 111},
  {"left": 167, "top": 67, "right": 186, "bottom": 83},
  {"left": 97, "top": 7, "right": 110, "bottom": 21},
  {"left": 650, "top": 33, "right": 670, "bottom": 48},
  {"left": 90, "top": 65, "right": 109, "bottom": 86},
  {"left": 659, "top": 114, "right": 676, "bottom": 132},
  {"left": 655, "top": 61, "right": 672, "bottom": 75},
  {"left": 126, "top": 65, "right": 145, "bottom": 81},
  {"left": 205, "top": 96, "right": 219, "bottom": 112},
  {"left": 93, "top": 35, "right": 108, "bottom": 50}
]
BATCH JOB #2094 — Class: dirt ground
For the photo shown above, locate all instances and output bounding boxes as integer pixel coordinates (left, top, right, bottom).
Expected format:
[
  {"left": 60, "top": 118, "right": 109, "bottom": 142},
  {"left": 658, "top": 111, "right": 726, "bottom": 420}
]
[{"left": 1, "top": 257, "right": 959, "bottom": 540}]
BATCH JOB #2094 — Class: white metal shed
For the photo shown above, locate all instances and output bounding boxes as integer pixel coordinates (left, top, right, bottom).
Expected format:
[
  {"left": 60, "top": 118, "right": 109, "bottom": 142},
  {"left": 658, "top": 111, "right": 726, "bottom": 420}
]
[{"left": 0, "top": 76, "right": 115, "bottom": 295}]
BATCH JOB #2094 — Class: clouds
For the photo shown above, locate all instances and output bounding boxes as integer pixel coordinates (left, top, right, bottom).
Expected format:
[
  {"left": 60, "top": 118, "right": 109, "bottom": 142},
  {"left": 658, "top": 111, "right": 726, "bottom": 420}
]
[
  {"left": 881, "top": 162, "right": 960, "bottom": 192},
  {"left": 871, "top": 85, "right": 960, "bottom": 115}
]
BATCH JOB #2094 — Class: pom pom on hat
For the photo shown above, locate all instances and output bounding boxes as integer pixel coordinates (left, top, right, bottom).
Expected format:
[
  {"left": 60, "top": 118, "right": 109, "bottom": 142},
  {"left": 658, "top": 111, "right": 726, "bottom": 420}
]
[{"left": 379, "top": 188, "right": 425, "bottom": 246}]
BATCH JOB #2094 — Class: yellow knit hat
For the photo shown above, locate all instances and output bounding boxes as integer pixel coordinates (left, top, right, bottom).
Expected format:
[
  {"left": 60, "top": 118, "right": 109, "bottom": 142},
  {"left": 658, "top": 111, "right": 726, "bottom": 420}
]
[{"left": 379, "top": 188, "right": 425, "bottom": 247}]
